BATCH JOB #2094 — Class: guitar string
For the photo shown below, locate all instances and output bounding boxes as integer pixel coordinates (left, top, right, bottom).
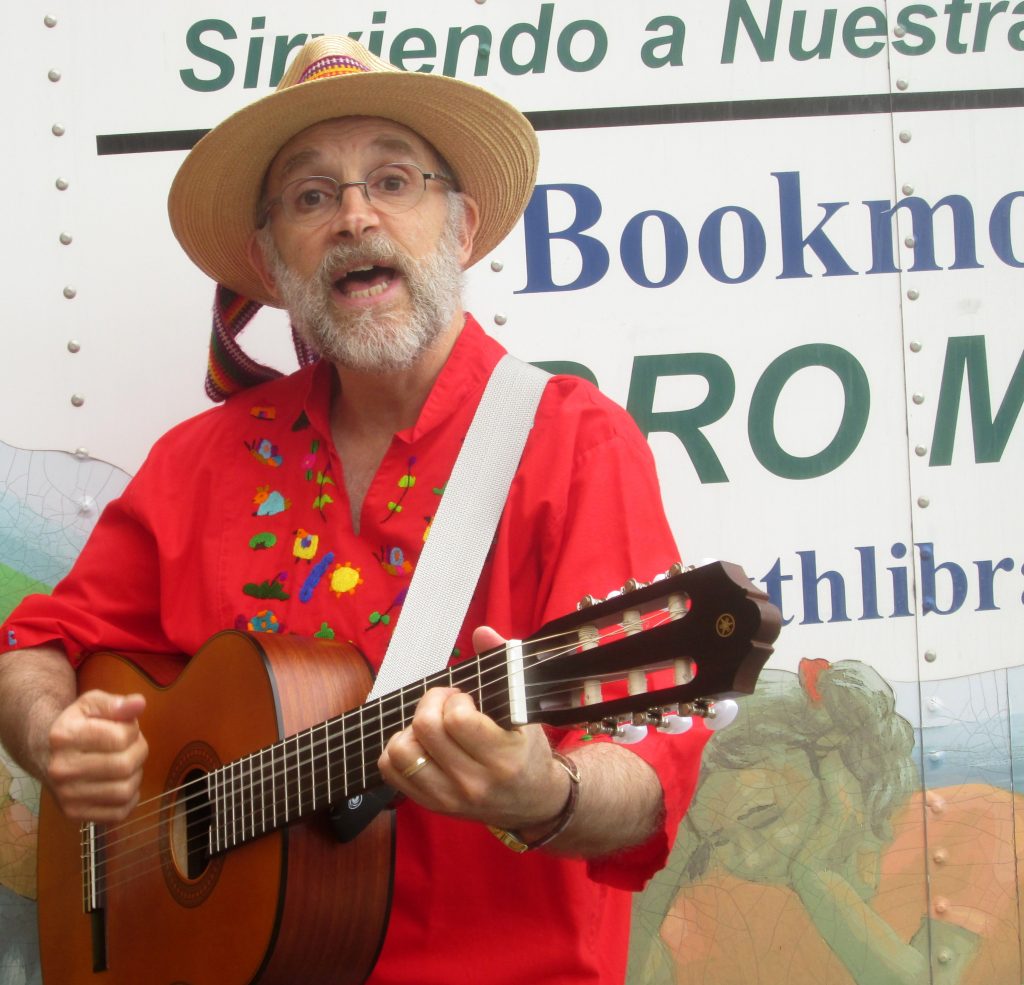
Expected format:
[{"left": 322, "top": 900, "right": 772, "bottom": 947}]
[
  {"left": 83, "top": 625, "right": 637, "bottom": 895},
  {"left": 85, "top": 609, "right": 688, "bottom": 896},
  {"left": 86, "top": 609, "right": 690, "bottom": 897},
  {"left": 85, "top": 610, "right": 688, "bottom": 899},
  {"left": 83, "top": 627, "right": 631, "bottom": 896}
]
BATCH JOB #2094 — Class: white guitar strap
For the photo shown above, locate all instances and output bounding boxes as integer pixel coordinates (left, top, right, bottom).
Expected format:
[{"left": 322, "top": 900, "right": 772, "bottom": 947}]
[{"left": 366, "top": 354, "right": 550, "bottom": 700}]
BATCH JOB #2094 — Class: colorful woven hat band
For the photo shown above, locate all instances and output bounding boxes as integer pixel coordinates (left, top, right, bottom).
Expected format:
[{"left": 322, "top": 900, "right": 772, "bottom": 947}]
[
  {"left": 297, "top": 54, "right": 373, "bottom": 83},
  {"left": 205, "top": 284, "right": 319, "bottom": 403}
]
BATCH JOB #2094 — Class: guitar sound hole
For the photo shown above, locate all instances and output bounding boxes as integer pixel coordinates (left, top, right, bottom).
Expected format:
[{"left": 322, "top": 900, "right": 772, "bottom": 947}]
[{"left": 170, "top": 769, "right": 212, "bottom": 881}]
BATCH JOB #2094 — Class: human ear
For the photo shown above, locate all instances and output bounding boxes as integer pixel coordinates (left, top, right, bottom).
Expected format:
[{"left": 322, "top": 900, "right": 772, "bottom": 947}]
[
  {"left": 456, "top": 194, "right": 481, "bottom": 268},
  {"left": 246, "top": 231, "right": 282, "bottom": 304}
]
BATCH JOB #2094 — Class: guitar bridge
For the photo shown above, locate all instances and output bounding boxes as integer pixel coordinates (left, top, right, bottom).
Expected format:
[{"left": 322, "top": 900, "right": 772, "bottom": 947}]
[{"left": 81, "top": 821, "right": 108, "bottom": 972}]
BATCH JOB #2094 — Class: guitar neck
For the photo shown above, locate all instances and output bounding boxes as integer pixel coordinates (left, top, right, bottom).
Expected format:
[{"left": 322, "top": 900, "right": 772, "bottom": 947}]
[
  {"left": 206, "top": 652, "right": 514, "bottom": 854},
  {"left": 203, "top": 560, "right": 781, "bottom": 857}
]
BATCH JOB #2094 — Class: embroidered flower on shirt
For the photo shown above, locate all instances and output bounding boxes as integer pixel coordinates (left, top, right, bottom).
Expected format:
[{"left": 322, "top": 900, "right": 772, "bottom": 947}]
[
  {"left": 303, "top": 439, "right": 336, "bottom": 516},
  {"left": 249, "top": 532, "right": 278, "bottom": 550},
  {"left": 5, "top": 629, "right": 16, "bottom": 647},
  {"left": 250, "top": 405, "right": 276, "bottom": 420}
]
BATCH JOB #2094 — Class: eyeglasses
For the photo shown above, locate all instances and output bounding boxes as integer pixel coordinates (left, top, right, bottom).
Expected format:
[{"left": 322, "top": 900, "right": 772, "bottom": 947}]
[{"left": 258, "top": 163, "right": 453, "bottom": 228}]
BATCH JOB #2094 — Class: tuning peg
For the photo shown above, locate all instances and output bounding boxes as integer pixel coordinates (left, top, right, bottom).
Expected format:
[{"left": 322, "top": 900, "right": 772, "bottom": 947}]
[
  {"left": 612, "top": 723, "right": 648, "bottom": 745},
  {"left": 704, "top": 699, "right": 739, "bottom": 731},
  {"left": 656, "top": 715, "right": 693, "bottom": 735}
]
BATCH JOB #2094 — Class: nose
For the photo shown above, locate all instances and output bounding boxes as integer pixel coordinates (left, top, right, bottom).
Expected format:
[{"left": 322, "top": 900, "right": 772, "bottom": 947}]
[{"left": 328, "top": 181, "right": 379, "bottom": 240}]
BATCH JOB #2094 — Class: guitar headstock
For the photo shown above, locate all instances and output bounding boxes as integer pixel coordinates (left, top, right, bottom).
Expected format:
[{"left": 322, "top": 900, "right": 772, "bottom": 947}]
[{"left": 512, "top": 560, "right": 781, "bottom": 737}]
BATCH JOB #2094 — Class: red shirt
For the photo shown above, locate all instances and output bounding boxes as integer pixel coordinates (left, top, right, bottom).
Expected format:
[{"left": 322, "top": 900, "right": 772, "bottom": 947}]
[{"left": 3, "top": 316, "right": 708, "bottom": 984}]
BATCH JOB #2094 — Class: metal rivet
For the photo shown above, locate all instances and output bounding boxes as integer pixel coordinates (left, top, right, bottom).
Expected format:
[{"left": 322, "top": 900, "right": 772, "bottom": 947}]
[
  {"left": 67, "top": 340, "right": 81, "bottom": 353},
  {"left": 936, "top": 949, "right": 953, "bottom": 965},
  {"left": 48, "top": 68, "right": 62, "bottom": 82},
  {"left": 43, "top": 14, "right": 58, "bottom": 27},
  {"left": 52, "top": 123, "right": 66, "bottom": 137},
  {"left": 929, "top": 794, "right": 946, "bottom": 813},
  {"left": 907, "top": 289, "right": 920, "bottom": 300},
  {"left": 905, "top": 236, "right": 916, "bottom": 248},
  {"left": 494, "top": 314, "right": 508, "bottom": 326},
  {"left": 909, "top": 341, "right": 922, "bottom": 352},
  {"left": 77, "top": 496, "right": 96, "bottom": 517},
  {"left": 63, "top": 286, "right": 77, "bottom": 299},
  {"left": 915, "top": 445, "right": 927, "bottom": 457},
  {"left": 899, "top": 130, "right": 912, "bottom": 143},
  {"left": 490, "top": 260, "right": 504, "bottom": 272},
  {"left": 896, "top": 79, "right": 909, "bottom": 91},
  {"left": 924, "top": 649, "right": 937, "bottom": 663},
  {"left": 59, "top": 232, "right": 73, "bottom": 245},
  {"left": 70, "top": 394, "right": 85, "bottom": 407},
  {"left": 926, "top": 696, "right": 943, "bottom": 712},
  {"left": 912, "top": 393, "right": 925, "bottom": 405},
  {"left": 55, "top": 177, "right": 69, "bottom": 191},
  {"left": 893, "top": 25, "right": 906, "bottom": 37},
  {"left": 902, "top": 184, "right": 914, "bottom": 196},
  {"left": 475, "top": 0, "right": 487, "bottom": 4},
  {"left": 929, "top": 750, "right": 944, "bottom": 763},
  {"left": 932, "top": 848, "right": 948, "bottom": 864},
  {"left": 74, "top": 447, "right": 90, "bottom": 460},
  {"left": 918, "top": 496, "right": 930, "bottom": 508}
]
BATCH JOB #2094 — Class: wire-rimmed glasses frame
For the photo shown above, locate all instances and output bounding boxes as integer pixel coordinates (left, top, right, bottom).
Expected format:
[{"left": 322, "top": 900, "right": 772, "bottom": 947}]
[{"left": 257, "top": 163, "right": 453, "bottom": 228}]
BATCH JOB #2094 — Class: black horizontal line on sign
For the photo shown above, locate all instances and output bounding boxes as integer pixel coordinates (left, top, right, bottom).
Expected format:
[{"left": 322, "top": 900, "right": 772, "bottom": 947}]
[{"left": 95, "top": 87, "right": 1023, "bottom": 156}]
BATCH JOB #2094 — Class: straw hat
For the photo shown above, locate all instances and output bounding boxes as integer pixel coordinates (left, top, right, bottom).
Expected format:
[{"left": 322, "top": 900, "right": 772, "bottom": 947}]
[{"left": 168, "top": 35, "right": 539, "bottom": 308}]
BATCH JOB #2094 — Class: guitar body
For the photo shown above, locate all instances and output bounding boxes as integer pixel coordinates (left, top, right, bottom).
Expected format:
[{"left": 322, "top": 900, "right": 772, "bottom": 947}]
[{"left": 37, "top": 632, "right": 393, "bottom": 985}]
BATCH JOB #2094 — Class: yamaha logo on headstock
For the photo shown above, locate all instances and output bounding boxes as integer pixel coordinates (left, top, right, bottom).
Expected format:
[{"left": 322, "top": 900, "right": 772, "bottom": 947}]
[{"left": 716, "top": 613, "right": 736, "bottom": 637}]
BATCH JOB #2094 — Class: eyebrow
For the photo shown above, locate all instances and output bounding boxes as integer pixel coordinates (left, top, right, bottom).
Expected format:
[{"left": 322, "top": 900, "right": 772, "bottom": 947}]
[{"left": 277, "top": 135, "right": 428, "bottom": 182}]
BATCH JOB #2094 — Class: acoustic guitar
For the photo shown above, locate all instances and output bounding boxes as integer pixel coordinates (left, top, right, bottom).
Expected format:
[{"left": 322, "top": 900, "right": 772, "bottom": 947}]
[{"left": 37, "top": 560, "right": 781, "bottom": 984}]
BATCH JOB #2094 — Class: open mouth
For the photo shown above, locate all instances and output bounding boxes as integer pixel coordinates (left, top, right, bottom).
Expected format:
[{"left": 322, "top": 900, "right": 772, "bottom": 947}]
[{"left": 333, "top": 264, "right": 397, "bottom": 299}]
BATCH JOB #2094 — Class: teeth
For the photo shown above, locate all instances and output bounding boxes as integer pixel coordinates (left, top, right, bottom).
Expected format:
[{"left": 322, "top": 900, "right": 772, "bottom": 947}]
[{"left": 346, "top": 278, "right": 392, "bottom": 299}]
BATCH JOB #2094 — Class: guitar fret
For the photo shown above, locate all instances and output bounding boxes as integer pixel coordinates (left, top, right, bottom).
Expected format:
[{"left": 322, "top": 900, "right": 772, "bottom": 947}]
[
  {"left": 325, "top": 724, "right": 332, "bottom": 804},
  {"left": 229, "top": 761, "right": 237, "bottom": 848},
  {"left": 308, "top": 728, "right": 316, "bottom": 812},
  {"left": 246, "top": 756, "right": 254, "bottom": 841},
  {"left": 341, "top": 714, "right": 349, "bottom": 799},
  {"left": 270, "top": 743, "right": 278, "bottom": 830},
  {"left": 257, "top": 749, "right": 265, "bottom": 835},
  {"left": 359, "top": 705, "right": 367, "bottom": 790},
  {"left": 294, "top": 734, "right": 302, "bottom": 818}
]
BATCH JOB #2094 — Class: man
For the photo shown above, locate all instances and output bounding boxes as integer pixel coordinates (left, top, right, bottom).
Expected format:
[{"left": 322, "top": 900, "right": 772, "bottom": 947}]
[{"left": 0, "top": 36, "right": 708, "bottom": 984}]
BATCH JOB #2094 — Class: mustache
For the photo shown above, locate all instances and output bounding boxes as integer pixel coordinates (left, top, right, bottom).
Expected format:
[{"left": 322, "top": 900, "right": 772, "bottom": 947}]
[{"left": 315, "top": 234, "right": 409, "bottom": 286}]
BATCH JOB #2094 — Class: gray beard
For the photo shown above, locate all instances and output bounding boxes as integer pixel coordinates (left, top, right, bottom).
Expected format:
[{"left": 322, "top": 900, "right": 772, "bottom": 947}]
[{"left": 262, "top": 204, "right": 465, "bottom": 373}]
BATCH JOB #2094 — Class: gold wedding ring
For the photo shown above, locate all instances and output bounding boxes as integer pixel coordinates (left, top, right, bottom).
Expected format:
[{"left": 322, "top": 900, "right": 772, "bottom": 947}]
[{"left": 401, "top": 755, "right": 431, "bottom": 779}]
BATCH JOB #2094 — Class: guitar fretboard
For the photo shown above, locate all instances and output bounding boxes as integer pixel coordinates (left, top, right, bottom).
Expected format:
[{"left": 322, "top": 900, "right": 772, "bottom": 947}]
[{"left": 205, "top": 650, "right": 515, "bottom": 854}]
